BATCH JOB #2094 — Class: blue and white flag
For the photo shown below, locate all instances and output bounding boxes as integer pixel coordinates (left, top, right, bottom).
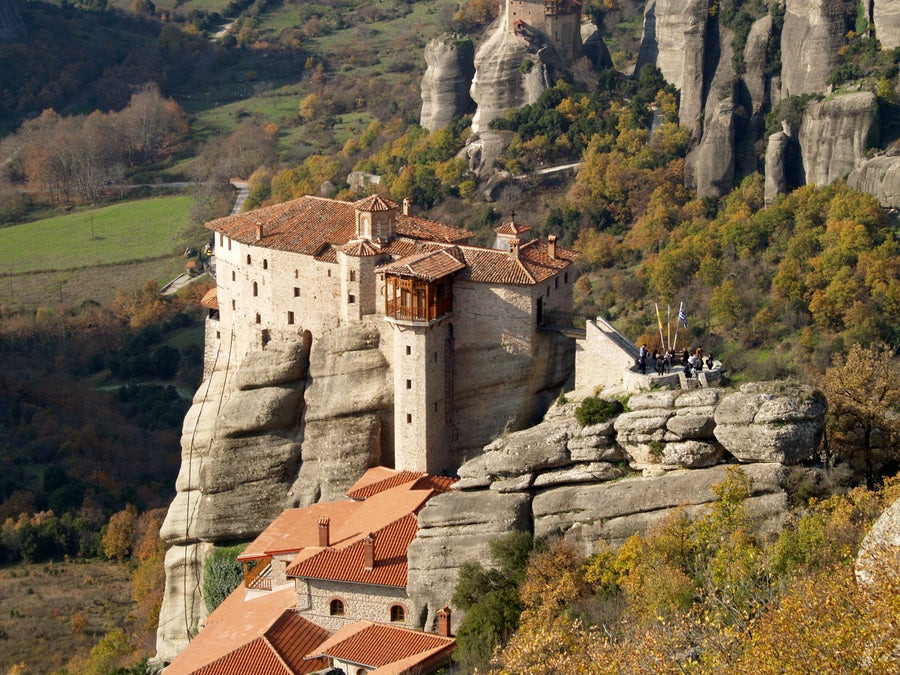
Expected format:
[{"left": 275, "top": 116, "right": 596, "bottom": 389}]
[{"left": 679, "top": 307, "right": 687, "bottom": 328}]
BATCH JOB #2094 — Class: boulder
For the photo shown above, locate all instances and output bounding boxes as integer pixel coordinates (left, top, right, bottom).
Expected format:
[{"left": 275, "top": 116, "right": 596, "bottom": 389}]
[
  {"left": 420, "top": 37, "right": 477, "bottom": 133},
  {"left": 233, "top": 337, "right": 311, "bottom": 390},
  {"left": 848, "top": 154, "right": 900, "bottom": 208},
  {"left": 780, "top": 0, "right": 856, "bottom": 98},
  {"left": 216, "top": 385, "right": 304, "bottom": 437},
  {"left": 799, "top": 92, "right": 879, "bottom": 186},
  {"left": 874, "top": 0, "right": 900, "bottom": 49},
  {"left": 714, "top": 382, "right": 826, "bottom": 464}
]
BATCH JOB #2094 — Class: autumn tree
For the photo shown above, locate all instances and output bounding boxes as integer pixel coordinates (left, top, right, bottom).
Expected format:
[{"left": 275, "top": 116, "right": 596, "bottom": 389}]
[
  {"left": 102, "top": 504, "right": 138, "bottom": 561},
  {"left": 822, "top": 342, "right": 900, "bottom": 487}
]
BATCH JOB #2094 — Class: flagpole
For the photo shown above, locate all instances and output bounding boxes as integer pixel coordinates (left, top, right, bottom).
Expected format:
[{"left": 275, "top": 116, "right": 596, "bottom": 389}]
[
  {"left": 673, "top": 301, "right": 683, "bottom": 353},
  {"left": 655, "top": 303, "right": 665, "bottom": 352},
  {"left": 667, "top": 304, "right": 671, "bottom": 351}
]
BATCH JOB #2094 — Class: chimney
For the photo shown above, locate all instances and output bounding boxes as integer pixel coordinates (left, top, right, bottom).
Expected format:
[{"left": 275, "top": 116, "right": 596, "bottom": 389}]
[
  {"left": 402, "top": 198, "right": 413, "bottom": 216},
  {"left": 318, "top": 517, "right": 330, "bottom": 547},
  {"left": 509, "top": 237, "right": 520, "bottom": 259},
  {"left": 437, "top": 606, "right": 452, "bottom": 637},
  {"left": 548, "top": 234, "right": 557, "bottom": 260},
  {"left": 363, "top": 533, "right": 375, "bottom": 571},
  {"left": 255, "top": 222, "right": 263, "bottom": 241}
]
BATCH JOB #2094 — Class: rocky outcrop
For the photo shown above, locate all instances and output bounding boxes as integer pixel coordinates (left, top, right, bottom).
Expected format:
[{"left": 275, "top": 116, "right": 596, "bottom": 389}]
[
  {"left": 848, "top": 154, "right": 900, "bottom": 208},
  {"left": 743, "top": 15, "right": 773, "bottom": 117},
  {"left": 798, "top": 91, "right": 879, "bottom": 186},
  {"left": 714, "top": 382, "right": 826, "bottom": 464},
  {"left": 155, "top": 543, "right": 212, "bottom": 662},
  {"left": 420, "top": 37, "right": 476, "bottom": 133},
  {"left": 288, "top": 324, "right": 391, "bottom": 507},
  {"left": 407, "top": 385, "right": 820, "bottom": 627},
  {"left": 765, "top": 131, "right": 791, "bottom": 205},
  {"left": 856, "top": 497, "right": 900, "bottom": 586},
  {"left": 780, "top": 0, "right": 855, "bottom": 98},
  {"left": 469, "top": 11, "right": 552, "bottom": 134},
  {"left": 581, "top": 24, "right": 613, "bottom": 71},
  {"left": 0, "top": 0, "right": 25, "bottom": 43},
  {"left": 874, "top": 0, "right": 900, "bottom": 49}
]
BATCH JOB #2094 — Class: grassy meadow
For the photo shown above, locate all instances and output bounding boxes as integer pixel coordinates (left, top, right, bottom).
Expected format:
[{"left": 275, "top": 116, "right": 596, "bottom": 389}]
[{"left": 1, "top": 196, "right": 207, "bottom": 310}]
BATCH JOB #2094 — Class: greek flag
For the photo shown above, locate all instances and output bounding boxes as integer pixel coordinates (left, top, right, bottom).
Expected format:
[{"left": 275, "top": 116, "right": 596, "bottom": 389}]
[{"left": 679, "top": 307, "right": 687, "bottom": 328}]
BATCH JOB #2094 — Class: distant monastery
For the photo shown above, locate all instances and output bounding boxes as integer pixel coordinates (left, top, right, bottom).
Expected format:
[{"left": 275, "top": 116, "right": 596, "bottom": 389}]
[{"left": 200, "top": 194, "right": 578, "bottom": 475}]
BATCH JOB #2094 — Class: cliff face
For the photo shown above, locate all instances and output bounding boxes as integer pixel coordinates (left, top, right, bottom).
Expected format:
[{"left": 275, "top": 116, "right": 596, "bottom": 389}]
[
  {"left": 780, "top": 0, "right": 855, "bottom": 98},
  {"left": 420, "top": 38, "right": 477, "bottom": 133},
  {"left": 848, "top": 154, "right": 900, "bottom": 208},
  {"left": 0, "top": 0, "right": 25, "bottom": 43},
  {"left": 798, "top": 91, "right": 879, "bottom": 186},
  {"left": 408, "top": 383, "right": 825, "bottom": 630},
  {"left": 874, "top": 0, "right": 900, "bottom": 49}
]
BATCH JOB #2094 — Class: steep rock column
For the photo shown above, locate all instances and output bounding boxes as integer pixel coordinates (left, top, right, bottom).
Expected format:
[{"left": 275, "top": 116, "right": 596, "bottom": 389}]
[
  {"left": 780, "top": 0, "right": 856, "bottom": 97},
  {"left": 420, "top": 37, "right": 476, "bottom": 133},
  {"left": 874, "top": 0, "right": 900, "bottom": 49}
]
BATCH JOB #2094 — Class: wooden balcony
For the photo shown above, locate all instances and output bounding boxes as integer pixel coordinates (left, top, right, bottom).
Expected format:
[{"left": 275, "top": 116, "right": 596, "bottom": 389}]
[
  {"left": 243, "top": 556, "right": 273, "bottom": 591},
  {"left": 384, "top": 275, "right": 452, "bottom": 323}
]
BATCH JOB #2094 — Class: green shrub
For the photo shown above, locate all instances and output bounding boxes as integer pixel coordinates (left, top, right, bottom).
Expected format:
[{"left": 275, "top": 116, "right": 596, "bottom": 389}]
[
  {"left": 203, "top": 543, "right": 248, "bottom": 613},
  {"left": 574, "top": 396, "right": 624, "bottom": 426}
]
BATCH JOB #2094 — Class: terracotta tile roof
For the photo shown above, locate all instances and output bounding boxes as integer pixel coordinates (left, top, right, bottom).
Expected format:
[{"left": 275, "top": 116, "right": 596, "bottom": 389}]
[
  {"left": 286, "top": 513, "right": 418, "bottom": 587},
  {"left": 454, "top": 238, "right": 579, "bottom": 285},
  {"left": 200, "top": 287, "right": 219, "bottom": 310},
  {"left": 166, "top": 587, "right": 330, "bottom": 675},
  {"left": 206, "top": 197, "right": 472, "bottom": 259},
  {"left": 378, "top": 247, "right": 466, "bottom": 281},
  {"left": 355, "top": 195, "right": 398, "bottom": 212},
  {"left": 346, "top": 469, "right": 456, "bottom": 500},
  {"left": 494, "top": 221, "right": 531, "bottom": 236},
  {"left": 395, "top": 214, "right": 472, "bottom": 244},
  {"left": 339, "top": 239, "right": 383, "bottom": 257},
  {"left": 306, "top": 621, "right": 455, "bottom": 672}
]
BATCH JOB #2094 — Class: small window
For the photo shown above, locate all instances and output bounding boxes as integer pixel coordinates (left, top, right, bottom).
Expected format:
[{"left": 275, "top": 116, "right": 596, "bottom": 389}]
[
  {"left": 216, "top": 331, "right": 221, "bottom": 339},
  {"left": 294, "top": 269, "right": 299, "bottom": 279},
  {"left": 255, "top": 313, "right": 261, "bottom": 324},
  {"left": 227, "top": 238, "right": 232, "bottom": 251},
  {"left": 406, "top": 379, "right": 411, "bottom": 389},
  {"left": 406, "top": 413, "right": 412, "bottom": 424},
  {"left": 555, "top": 277, "right": 558, "bottom": 289},
  {"left": 564, "top": 272, "right": 569, "bottom": 284},
  {"left": 390, "top": 605, "right": 406, "bottom": 623},
  {"left": 433, "top": 352, "right": 438, "bottom": 363},
  {"left": 231, "top": 299, "right": 236, "bottom": 310},
  {"left": 294, "top": 287, "right": 300, "bottom": 297},
  {"left": 247, "top": 255, "right": 252, "bottom": 265},
  {"left": 546, "top": 286, "right": 550, "bottom": 297},
  {"left": 252, "top": 282, "right": 258, "bottom": 297},
  {"left": 287, "top": 311, "right": 294, "bottom": 325},
  {"left": 330, "top": 599, "right": 345, "bottom": 616},
  {"left": 405, "top": 346, "right": 411, "bottom": 356},
  {"left": 231, "top": 271, "right": 236, "bottom": 281},
  {"left": 327, "top": 269, "right": 332, "bottom": 277},
  {"left": 219, "top": 233, "right": 223, "bottom": 246},
  {"left": 350, "top": 270, "right": 356, "bottom": 282},
  {"left": 263, "top": 259, "right": 268, "bottom": 269},
  {"left": 348, "top": 294, "right": 356, "bottom": 304},
  {"left": 434, "top": 401, "right": 438, "bottom": 412}
]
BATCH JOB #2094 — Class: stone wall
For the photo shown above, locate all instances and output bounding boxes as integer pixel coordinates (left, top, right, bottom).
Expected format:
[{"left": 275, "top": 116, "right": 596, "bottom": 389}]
[{"left": 296, "top": 579, "right": 410, "bottom": 631}]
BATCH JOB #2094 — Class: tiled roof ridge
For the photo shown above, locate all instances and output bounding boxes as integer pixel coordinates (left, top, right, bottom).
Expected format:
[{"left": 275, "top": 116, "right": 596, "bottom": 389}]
[
  {"left": 307, "top": 620, "right": 455, "bottom": 667},
  {"left": 354, "top": 194, "right": 398, "bottom": 212}
]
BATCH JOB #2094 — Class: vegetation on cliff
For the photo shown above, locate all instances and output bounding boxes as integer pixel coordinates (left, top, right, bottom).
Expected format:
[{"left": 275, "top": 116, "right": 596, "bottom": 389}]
[{"left": 455, "top": 469, "right": 900, "bottom": 672}]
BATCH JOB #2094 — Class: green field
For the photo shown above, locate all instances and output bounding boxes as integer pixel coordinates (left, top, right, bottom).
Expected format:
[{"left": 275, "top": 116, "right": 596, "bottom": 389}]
[
  {"left": 1, "top": 196, "right": 207, "bottom": 310},
  {"left": 2, "top": 196, "right": 195, "bottom": 274}
]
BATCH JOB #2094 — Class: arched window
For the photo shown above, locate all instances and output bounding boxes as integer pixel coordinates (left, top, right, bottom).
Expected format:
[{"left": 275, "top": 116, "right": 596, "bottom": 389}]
[
  {"left": 263, "top": 259, "right": 268, "bottom": 269},
  {"left": 252, "top": 282, "right": 258, "bottom": 297},
  {"left": 329, "top": 599, "right": 345, "bottom": 616},
  {"left": 247, "top": 254, "right": 252, "bottom": 264},
  {"left": 390, "top": 605, "right": 405, "bottom": 623}
]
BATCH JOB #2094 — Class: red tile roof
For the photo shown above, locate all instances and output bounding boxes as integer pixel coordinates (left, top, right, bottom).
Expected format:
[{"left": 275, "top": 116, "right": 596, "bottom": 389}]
[
  {"left": 394, "top": 214, "right": 471, "bottom": 244},
  {"left": 346, "top": 469, "right": 456, "bottom": 500},
  {"left": 306, "top": 622, "right": 455, "bottom": 673},
  {"left": 494, "top": 221, "right": 531, "bottom": 236},
  {"left": 286, "top": 513, "right": 418, "bottom": 587},
  {"left": 355, "top": 195, "right": 398, "bottom": 212},
  {"left": 166, "top": 587, "right": 330, "bottom": 675},
  {"left": 340, "top": 239, "right": 383, "bottom": 257},
  {"left": 378, "top": 247, "right": 466, "bottom": 281}
]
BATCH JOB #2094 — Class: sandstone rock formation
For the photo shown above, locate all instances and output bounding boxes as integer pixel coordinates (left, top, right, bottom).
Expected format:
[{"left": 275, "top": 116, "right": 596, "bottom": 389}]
[
  {"left": 408, "top": 385, "right": 822, "bottom": 628},
  {"left": 420, "top": 37, "right": 476, "bottom": 133},
  {"left": 798, "top": 91, "right": 879, "bottom": 186},
  {"left": 469, "top": 12, "right": 552, "bottom": 134},
  {"left": 637, "top": 0, "right": 711, "bottom": 139},
  {"left": 780, "top": 0, "right": 855, "bottom": 98},
  {"left": 848, "top": 154, "right": 900, "bottom": 208},
  {"left": 743, "top": 14, "right": 773, "bottom": 116},
  {"left": 714, "top": 382, "right": 827, "bottom": 464},
  {"left": 0, "top": 0, "right": 25, "bottom": 43},
  {"left": 693, "top": 97, "right": 736, "bottom": 198},
  {"left": 874, "top": 0, "right": 900, "bottom": 49}
]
